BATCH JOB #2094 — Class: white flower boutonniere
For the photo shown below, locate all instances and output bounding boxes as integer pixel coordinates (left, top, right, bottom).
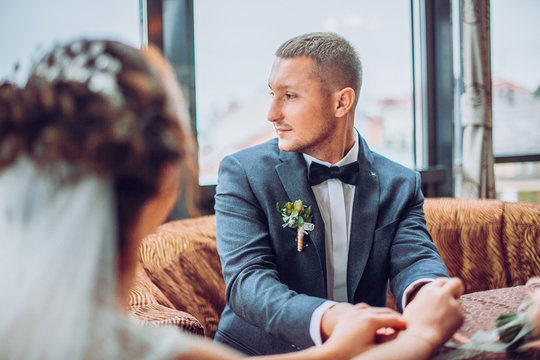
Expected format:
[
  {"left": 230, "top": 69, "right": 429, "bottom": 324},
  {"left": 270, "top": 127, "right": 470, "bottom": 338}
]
[{"left": 276, "top": 200, "right": 314, "bottom": 252}]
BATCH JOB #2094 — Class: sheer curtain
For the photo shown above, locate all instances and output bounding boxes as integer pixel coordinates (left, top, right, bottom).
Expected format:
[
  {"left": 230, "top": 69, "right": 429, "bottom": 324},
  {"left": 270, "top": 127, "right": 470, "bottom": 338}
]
[{"left": 458, "top": 0, "right": 496, "bottom": 198}]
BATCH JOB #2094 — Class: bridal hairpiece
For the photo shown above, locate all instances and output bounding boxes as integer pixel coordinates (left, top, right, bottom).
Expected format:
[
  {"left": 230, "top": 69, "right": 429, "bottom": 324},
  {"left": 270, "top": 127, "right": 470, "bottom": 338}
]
[{"left": 32, "top": 40, "right": 124, "bottom": 106}]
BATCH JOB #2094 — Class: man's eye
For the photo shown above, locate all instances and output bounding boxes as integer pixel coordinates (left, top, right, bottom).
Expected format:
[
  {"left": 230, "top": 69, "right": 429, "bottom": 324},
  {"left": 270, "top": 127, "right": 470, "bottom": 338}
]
[{"left": 285, "top": 93, "right": 295, "bottom": 99}]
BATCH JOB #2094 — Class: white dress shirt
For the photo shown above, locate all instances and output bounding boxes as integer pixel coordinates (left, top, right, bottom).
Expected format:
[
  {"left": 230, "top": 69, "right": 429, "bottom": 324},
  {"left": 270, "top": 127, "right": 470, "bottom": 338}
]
[
  {"left": 304, "top": 132, "right": 432, "bottom": 345},
  {"left": 303, "top": 135, "right": 358, "bottom": 303}
]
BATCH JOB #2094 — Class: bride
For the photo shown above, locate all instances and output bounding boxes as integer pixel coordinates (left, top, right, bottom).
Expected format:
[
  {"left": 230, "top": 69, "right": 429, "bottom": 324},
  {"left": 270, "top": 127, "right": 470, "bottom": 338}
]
[{"left": 0, "top": 39, "right": 463, "bottom": 360}]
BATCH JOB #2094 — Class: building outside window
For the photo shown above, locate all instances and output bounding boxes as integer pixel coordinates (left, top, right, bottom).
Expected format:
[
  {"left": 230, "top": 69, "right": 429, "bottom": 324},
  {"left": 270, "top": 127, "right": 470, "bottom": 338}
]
[{"left": 491, "top": 0, "right": 540, "bottom": 203}]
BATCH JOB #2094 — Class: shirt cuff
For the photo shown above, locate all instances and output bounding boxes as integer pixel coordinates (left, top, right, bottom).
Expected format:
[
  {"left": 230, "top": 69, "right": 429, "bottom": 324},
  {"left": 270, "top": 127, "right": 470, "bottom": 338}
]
[
  {"left": 402, "top": 278, "right": 437, "bottom": 310},
  {"left": 309, "top": 300, "right": 338, "bottom": 346}
]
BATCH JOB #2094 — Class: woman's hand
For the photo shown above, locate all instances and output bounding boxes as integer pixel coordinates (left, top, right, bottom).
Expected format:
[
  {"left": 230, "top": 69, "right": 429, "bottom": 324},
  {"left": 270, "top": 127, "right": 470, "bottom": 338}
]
[{"left": 526, "top": 277, "right": 540, "bottom": 338}]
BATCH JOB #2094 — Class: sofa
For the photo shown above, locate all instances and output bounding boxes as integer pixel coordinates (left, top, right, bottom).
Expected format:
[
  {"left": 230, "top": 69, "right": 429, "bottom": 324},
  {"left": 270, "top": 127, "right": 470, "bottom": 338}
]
[{"left": 128, "top": 198, "right": 540, "bottom": 340}]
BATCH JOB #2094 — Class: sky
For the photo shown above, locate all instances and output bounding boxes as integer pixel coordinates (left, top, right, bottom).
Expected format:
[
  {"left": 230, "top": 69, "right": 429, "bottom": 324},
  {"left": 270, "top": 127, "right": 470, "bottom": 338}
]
[
  {"left": 491, "top": 0, "right": 540, "bottom": 91},
  {"left": 1, "top": 0, "right": 538, "bottom": 86},
  {"left": 1, "top": 0, "right": 538, "bottom": 98},
  {"left": 0, "top": 0, "right": 140, "bottom": 81}
]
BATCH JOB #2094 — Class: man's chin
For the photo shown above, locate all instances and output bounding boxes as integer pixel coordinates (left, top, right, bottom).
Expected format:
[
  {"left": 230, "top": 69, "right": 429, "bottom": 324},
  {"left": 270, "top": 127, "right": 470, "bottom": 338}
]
[{"left": 277, "top": 140, "right": 298, "bottom": 153}]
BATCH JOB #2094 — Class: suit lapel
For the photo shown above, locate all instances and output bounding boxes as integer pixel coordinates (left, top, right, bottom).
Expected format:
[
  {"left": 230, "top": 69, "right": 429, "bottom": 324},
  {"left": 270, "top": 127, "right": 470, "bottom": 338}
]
[
  {"left": 347, "top": 135, "right": 380, "bottom": 302},
  {"left": 276, "top": 150, "right": 327, "bottom": 288}
]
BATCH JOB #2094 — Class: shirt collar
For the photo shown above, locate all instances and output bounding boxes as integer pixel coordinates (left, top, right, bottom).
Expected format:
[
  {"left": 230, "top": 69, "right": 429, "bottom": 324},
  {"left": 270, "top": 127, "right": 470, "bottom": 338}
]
[{"left": 302, "top": 130, "right": 359, "bottom": 168}]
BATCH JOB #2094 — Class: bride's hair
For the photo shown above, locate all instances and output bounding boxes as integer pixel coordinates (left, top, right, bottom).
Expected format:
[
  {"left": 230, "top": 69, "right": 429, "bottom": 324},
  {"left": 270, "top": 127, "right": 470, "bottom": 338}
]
[
  {"left": 0, "top": 39, "right": 192, "bottom": 251},
  {"left": 0, "top": 39, "right": 195, "bottom": 359}
]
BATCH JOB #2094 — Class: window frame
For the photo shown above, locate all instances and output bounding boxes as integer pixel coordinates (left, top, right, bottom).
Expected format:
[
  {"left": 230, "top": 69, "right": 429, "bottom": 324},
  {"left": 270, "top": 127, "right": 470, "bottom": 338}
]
[{"left": 144, "top": 0, "right": 540, "bottom": 216}]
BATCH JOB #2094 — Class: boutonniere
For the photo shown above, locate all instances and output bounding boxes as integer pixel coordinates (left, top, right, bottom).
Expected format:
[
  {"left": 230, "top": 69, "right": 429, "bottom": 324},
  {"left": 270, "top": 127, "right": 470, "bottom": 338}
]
[{"left": 276, "top": 200, "right": 314, "bottom": 252}]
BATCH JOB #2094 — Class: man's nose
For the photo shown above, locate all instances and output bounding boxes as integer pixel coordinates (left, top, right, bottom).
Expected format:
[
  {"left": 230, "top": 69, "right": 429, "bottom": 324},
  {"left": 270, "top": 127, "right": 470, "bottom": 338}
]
[{"left": 267, "top": 99, "right": 283, "bottom": 123}]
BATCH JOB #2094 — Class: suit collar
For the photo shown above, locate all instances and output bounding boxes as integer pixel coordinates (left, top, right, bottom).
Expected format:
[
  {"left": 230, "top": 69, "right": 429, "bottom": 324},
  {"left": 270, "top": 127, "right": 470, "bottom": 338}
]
[{"left": 347, "top": 134, "right": 380, "bottom": 301}]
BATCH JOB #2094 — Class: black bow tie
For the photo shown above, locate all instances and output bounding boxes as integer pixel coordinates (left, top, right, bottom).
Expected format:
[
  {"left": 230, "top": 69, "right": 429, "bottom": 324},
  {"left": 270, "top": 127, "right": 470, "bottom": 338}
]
[{"left": 307, "top": 161, "right": 360, "bottom": 186}]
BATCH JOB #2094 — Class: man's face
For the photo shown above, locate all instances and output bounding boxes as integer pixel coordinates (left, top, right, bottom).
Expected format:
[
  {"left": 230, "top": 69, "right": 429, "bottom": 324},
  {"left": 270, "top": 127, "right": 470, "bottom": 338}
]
[{"left": 267, "top": 56, "right": 335, "bottom": 156}]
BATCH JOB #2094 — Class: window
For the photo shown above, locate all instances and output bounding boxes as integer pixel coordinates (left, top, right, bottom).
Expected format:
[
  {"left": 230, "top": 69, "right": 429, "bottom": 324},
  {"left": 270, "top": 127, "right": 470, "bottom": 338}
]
[
  {"left": 194, "top": 0, "right": 415, "bottom": 185},
  {"left": 495, "top": 161, "right": 540, "bottom": 203},
  {"left": 491, "top": 0, "right": 540, "bottom": 203},
  {"left": 0, "top": 0, "right": 140, "bottom": 79}
]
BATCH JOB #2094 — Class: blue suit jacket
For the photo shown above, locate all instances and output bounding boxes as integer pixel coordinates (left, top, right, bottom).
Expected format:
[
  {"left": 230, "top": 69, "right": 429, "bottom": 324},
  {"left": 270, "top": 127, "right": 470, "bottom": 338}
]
[{"left": 214, "top": 136, "right": 448, "bottom": 355}]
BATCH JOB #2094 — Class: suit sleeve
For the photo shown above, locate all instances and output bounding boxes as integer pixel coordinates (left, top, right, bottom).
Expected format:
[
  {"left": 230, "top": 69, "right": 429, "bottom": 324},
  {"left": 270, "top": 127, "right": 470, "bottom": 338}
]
[
  {"left": 389, "top": 171, "right": 449, "bottom": 312},
  {"left": 214, "top": 155, "right": 326, "bottom": 348}
]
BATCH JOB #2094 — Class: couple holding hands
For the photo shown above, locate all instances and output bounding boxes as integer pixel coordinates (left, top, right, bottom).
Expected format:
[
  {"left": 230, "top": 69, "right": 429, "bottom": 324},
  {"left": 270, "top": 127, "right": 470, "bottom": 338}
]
[{"left": 0, "top": 32, "right": 463, "bottom": 359}]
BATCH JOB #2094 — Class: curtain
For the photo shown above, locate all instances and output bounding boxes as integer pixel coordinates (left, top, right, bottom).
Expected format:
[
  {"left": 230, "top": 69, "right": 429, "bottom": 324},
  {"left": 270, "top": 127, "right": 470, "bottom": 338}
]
[{"left": 459, "top": 0, "right": 496, "bottom": 198}]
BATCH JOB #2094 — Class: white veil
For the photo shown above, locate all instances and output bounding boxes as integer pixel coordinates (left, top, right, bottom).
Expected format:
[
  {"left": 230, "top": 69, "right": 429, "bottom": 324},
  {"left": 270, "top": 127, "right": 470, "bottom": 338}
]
[{"left": 0, "top": 158, "right": 190, "bottom": 359}]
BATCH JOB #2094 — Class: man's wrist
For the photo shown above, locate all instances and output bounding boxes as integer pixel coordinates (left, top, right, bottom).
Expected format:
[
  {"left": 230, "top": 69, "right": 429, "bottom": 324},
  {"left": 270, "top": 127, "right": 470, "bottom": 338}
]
[
  {"left": 320, "top": 305, "right": 337, "bottom": 342},
  {"left": 402, "top": 278, "right": 436, "bottom": 309},
  {"left": 310, "top": 301, "right": 337, "bottom": 346},
  {"left": 320, "top": 303, "right": 355, "bottom": 342},
  {"left": 406, "top": 284, "right": 424, "bottom": 304}
]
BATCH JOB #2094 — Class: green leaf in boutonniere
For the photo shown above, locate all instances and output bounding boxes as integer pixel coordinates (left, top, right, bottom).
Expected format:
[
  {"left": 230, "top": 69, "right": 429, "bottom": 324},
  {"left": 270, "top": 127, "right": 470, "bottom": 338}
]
[{"left": 276, "top": 200, "right": 314, "bottom": 252}]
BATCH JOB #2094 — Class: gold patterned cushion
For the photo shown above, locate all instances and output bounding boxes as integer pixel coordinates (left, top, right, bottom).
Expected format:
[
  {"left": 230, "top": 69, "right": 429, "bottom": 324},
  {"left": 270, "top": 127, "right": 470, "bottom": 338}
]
[
  {"left": 501, "top": 201, "right": 540, "bottom": 286},
  {"left": 424, "top": 198, "right": 540, "bottom": 294},
  {"left": 128, "top": 256, "right": 204, "bottom": 335},
  {"left": 135, "top": 215, "right": 225, "bottom": 338},
  {"left": 424, "top": 198, "right": 509, "bottom": 294},
  {"left": 131, "top": 303, "right": 204, "bottom": 335}
]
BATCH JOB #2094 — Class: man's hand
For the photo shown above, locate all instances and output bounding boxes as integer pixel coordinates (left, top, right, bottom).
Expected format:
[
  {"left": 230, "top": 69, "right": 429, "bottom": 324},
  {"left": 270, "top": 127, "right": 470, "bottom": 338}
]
[{"left": 402, "top": 277, "right": 465, "bottom": 349}]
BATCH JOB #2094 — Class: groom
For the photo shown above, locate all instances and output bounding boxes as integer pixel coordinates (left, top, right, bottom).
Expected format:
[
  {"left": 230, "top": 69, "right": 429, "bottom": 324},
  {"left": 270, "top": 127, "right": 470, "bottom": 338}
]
[{"left": 214, "top": 32, "right": 448, "bottom": 355}]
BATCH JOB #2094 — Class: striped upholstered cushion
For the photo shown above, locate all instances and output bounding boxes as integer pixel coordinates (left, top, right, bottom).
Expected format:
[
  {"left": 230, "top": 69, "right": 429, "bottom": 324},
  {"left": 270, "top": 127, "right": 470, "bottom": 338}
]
[
  {"left": 424, "top": 198, "right": 508, "bottom": 294},
  {"left": 129, "top": 255, "right": 204, "bottom": 335},
  {"left": 501, "top": 201, "right": 540, "bottom": 286},
  {"left": 387, "top": 199, "right": 540, "bottom": 308},
  {"left": 130, "top": 303, "right": 204, "bottom": 335},
  {"left": 424, "top": 198, "right": 540, "bottom": 294},
  {"left": 133, "top": 215, "right": 225, "bottom": 338}
]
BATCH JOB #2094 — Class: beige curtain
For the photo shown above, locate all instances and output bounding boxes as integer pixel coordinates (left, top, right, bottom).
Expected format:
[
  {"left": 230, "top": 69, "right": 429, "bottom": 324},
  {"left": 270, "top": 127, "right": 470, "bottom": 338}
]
[{"left": 459, "top": 0, "right": 496, "bottom": 198}]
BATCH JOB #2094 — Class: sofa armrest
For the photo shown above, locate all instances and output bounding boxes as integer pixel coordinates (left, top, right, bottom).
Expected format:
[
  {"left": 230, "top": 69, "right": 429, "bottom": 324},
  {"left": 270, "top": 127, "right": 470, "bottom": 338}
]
[
  {"left": 138, "top": 215, "right": 226, "bottom": 339},
  {"left": 130, "top": 303, "right": 204, "bottom": 336},
  {"left": 129, "top": 262, "right": 205, "bottom": 335}
]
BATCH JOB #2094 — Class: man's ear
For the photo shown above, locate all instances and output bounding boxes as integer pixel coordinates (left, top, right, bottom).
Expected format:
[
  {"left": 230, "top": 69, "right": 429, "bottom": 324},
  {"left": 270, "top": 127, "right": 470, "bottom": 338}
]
[{"left": 334, "top": 87, "right": 356, "bottom": 117}]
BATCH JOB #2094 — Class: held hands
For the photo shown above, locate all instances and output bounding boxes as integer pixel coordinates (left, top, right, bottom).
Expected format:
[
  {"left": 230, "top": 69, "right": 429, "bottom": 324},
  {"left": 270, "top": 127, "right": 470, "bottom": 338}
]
[
  {"left": 320, "top": 278, "right": 465, "bottom": 360},
  {"left": 321, "top": 303, "right": 406, "bottom": 359}
]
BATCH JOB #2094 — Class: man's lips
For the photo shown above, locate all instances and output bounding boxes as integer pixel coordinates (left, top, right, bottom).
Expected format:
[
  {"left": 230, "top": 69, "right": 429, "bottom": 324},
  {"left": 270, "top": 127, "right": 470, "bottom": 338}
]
[{"left": 275, "top": 127, "right": 292, "bottom": 134}]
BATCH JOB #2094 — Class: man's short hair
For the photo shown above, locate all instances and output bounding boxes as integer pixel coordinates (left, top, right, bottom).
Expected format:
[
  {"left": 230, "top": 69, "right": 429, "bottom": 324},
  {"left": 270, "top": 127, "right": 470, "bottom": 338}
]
[{"left": 275, "top": 32, "right": 362, "bottom": 104}]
